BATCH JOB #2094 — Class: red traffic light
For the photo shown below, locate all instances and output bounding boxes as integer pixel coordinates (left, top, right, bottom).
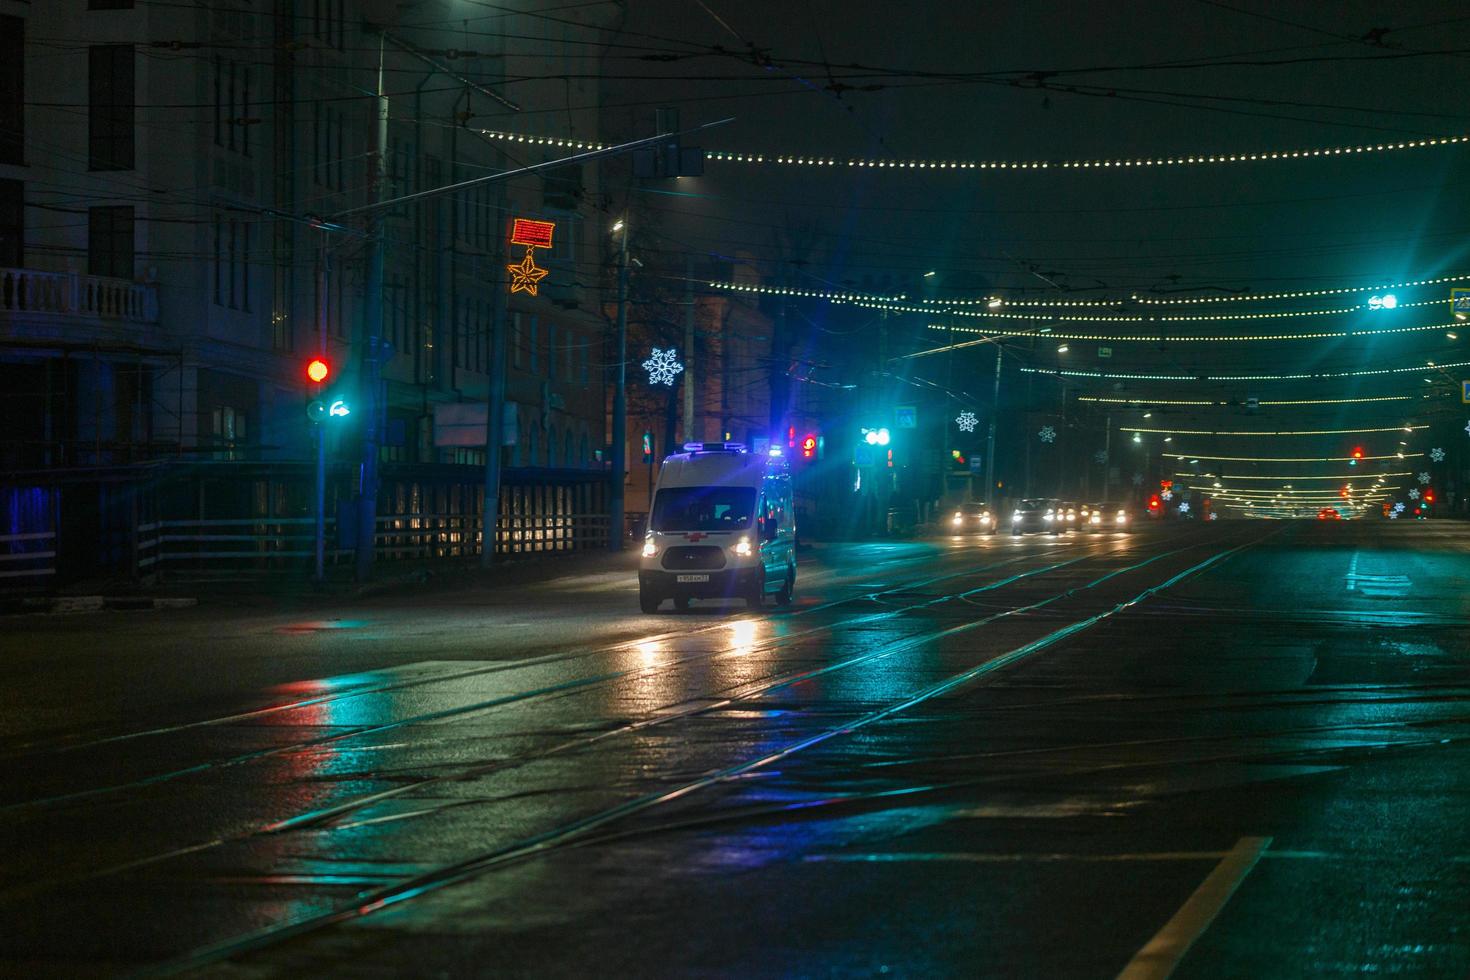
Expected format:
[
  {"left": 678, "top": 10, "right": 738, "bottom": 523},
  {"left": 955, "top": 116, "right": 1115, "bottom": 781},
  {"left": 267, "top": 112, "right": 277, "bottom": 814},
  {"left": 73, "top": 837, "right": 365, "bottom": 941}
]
[
  {"left": 1424, "top": 488, "right": 1435, "bottom": 504},
  {"left": 801, "top": 435, "right": 817, "bottom": 458},
  {"left": 1148, "top": 494, "right": 1161, "bottom": 510},
  {"left": 1351, "top": 447, "right": 1364, "bottom": 459},
  {"left": 306, "top": 358, "right": 330, "bottom": 384}
]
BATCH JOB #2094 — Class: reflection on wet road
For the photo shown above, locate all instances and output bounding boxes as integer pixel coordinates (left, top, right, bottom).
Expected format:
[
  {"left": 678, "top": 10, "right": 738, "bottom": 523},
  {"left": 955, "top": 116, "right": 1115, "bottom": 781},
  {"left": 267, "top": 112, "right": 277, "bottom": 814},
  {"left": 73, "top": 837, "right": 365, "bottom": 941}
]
[{"left": 2, "top": 521, "right": 1469, "bottom": 976}]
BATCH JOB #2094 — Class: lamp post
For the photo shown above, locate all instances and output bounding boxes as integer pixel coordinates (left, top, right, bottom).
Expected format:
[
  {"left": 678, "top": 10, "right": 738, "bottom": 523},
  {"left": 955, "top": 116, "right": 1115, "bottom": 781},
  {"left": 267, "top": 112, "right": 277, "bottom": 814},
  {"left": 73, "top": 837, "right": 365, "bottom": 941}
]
[{"left": 608, "top": 218, "right": 629, "bottom": 551}]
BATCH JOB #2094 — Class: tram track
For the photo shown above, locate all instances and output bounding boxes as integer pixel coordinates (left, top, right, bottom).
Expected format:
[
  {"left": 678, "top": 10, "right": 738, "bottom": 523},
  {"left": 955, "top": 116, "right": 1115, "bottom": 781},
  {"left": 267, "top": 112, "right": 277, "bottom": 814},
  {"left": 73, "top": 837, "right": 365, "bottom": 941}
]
[
  {"left": 0, "top": 535, "right": 1163, "bottom": 813},
  {"left": 129, "top": 530, "right": 1270, "bottom": 975},
  {"left": 0, "top": 532, "right": 1222, "bottom": 909}
]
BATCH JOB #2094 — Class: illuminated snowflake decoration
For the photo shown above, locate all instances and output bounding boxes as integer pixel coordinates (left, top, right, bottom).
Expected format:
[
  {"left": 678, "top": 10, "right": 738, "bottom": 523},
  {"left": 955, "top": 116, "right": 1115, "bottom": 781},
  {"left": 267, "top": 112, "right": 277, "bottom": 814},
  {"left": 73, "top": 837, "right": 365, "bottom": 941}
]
[
  {"left": 1389, "top": 510, "right": 1400, "bottom": 519},
  {"left": 1409, "top": 488, "right": 1421, "bottom": 500},
  {"left": 642, "top": 347, "right": 684, "bottom": 386},
  {"left": 956, "top": 411, "right": 978, "bottom": 433},
  {"left": 1094, "top": 450, "right": 1108, "bottom": 464},
  {"left": 1431, "top": 447, "right": 1446, "bottom": 462},
  {"left": 1177, "top": 501, "right": 1191, "bottom": 514},
  {"left": 1207, "top": 511, "right": 1218, "bottom": 521},
  {"left": 1418, "top": 471, "right": 1431, "bottom": 484},
  {"left": 1161, "top": 489, "right": 1174, "bottom": 501},
  {"left": 1464, "top": 420, "right": 1470, "bottom": 437},
  {"left": 1038, "top": 425, "right": 1057, "bottom": 443},
  {"left": 1131, "top": 472, "right": 1144, "bottom": 487},
  {"left": 1393, "top": 501, "right": 1406, "bottom": 513}
]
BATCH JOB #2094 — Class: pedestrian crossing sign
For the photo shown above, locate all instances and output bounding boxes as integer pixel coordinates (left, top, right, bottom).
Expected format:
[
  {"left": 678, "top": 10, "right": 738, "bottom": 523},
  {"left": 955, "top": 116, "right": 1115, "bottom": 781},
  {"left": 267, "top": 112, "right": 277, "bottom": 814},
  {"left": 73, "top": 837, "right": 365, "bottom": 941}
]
[{"left": 1453, "top": 287, "right": 1470, "bottom": 318}]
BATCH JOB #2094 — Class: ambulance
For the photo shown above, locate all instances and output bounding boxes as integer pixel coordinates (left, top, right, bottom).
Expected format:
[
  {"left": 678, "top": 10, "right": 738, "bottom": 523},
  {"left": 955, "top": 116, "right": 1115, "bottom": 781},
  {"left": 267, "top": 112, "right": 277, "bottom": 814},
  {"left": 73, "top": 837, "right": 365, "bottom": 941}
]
[{"left": 638, "top": 442, "right": 797, "bottom": 613}]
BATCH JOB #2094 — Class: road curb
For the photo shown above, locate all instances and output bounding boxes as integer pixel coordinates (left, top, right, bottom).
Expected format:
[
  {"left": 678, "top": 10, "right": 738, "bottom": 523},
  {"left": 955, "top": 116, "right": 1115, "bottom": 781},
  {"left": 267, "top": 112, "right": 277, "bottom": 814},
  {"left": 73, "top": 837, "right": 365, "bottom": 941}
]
[{"left": 0, "top": 596, "right": 199, "bottom": 616}]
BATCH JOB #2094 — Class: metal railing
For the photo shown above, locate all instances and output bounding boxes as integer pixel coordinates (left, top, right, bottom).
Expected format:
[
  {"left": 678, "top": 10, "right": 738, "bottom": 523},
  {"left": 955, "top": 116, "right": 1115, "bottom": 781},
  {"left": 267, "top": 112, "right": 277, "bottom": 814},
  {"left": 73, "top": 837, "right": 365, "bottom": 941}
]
[
  {"left": 0, "top": 267, "right": 159, "bottom": 323},
  {"left": 0, "top": 531, "right": 57, "bottom": 584},
  {"left": 136, "top": 512, "right": 611, "bottom": 572}
]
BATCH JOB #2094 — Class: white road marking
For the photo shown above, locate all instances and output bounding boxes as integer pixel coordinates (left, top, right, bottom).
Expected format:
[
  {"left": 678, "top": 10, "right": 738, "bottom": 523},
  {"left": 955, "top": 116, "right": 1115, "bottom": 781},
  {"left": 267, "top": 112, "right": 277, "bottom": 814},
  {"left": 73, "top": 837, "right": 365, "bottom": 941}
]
[
  {"left": 1345, "top": 552, "right": 1411, "bottom": 597},
  {"left": 1116, "top": 836, "right": 1271, "bottom": 980}
]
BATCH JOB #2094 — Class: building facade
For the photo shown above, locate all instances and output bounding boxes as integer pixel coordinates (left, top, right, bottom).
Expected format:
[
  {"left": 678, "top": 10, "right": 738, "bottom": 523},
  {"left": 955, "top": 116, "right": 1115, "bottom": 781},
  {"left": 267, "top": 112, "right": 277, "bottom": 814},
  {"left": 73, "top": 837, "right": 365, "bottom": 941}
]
[{"left": 0, "top": 0, "right": 615, "bottom": 581}]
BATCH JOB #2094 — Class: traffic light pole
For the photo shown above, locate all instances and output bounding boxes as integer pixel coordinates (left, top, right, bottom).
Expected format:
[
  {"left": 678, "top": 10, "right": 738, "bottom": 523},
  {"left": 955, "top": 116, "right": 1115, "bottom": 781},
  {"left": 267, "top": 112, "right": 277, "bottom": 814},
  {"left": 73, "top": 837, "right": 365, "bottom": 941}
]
[
  {"left": 985, "top": 342, "right": 1001, "bottom": 505},
  {"left": 480, "top": 181, "right": 509, "bottom": 569},
  {"left": 355, "top": 40, "right": 389, "bottom": 583},
  {"left": 608, "top": 222, "right": 628, "bottom": 551},
  {"left": 314, "top": 243, "right": 329, "bottom": 584}
]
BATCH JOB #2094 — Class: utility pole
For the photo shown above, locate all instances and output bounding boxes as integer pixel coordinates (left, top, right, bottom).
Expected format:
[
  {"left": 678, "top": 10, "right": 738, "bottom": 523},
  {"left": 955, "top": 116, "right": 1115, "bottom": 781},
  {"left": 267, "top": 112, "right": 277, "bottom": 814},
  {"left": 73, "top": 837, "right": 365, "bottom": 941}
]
[
  {"left": 313, "top": 242, "right": 329, "bottom": 583},
  {"left": 683, "top": 254, "right": 695, "bottom": 443},
  {"left": 985, "top": 341, "right": 1001, "bottom": 505},
  {"left": 1103, "top": 413, "right": 1112, "bottom": 502},
  {"left": 355, "top": 37, "right": 389, "bottom": 582},
  {"left": 608, "top": 219, "right": 629, "bottom": 551},
  {"left": 480, "top": 180, "right": 509, "bottom": 568}
]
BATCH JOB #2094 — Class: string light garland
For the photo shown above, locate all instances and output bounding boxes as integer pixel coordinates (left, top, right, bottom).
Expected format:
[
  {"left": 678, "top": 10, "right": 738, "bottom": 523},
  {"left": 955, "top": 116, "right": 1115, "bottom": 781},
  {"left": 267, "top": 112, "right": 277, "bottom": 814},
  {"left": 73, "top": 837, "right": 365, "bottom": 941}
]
[
  {"left": 1175, "top": 471, "right": 1413, "bottom": 481},
  {"left": 1122, "top": 425, "right": 1428, "bottom": 436},
  {"left": 1079, "top": 395, "right": 1415, "bottom": 407},
  {"left": 706, "top": 281, "right": 906, "bottom": 302},
  {"left": 1130, "top": 273, "right": 1470, "bottom": 305},
  {"left": 479, "top": 129, "right": 1470, "bottom": 174},
  {"left": 1019, "top": 358, "right": 1470, "bottom": 383},
  {"left": 1169, "top": 453, "right": 1421, "bottom": 463},
  {"left": 935, "top": 319, "right": 1467, "bottom": 344}
]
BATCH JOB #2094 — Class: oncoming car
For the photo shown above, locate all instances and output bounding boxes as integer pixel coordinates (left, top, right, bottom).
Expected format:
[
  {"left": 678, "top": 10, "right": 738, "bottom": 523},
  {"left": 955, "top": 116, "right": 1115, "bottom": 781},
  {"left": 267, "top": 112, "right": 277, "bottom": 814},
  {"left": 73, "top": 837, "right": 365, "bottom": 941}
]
[
  {"left": 1011, "top": 498, "right": 1062, "bottom": 535},
  {"left": 638, "top": 443, "right": 796, "bottom": 613},
  {"left": 948, "top": 501, "right": 997, "bottom": 534}
]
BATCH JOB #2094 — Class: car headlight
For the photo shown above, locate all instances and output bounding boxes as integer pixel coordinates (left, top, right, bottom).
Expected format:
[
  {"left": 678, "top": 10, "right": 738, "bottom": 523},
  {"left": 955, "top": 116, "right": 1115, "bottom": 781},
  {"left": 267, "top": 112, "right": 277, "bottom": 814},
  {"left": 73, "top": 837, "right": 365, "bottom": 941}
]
[
  {"left": 642, "top": 538, "right": 657, "bottom": 558},
  {"left": 1090, "top": 513, "right": 1101, "bottom": 524},
  {"left": 1012, "top": 511, "right": 1023, "bottom": 522},
  {"left": 980, "top": 514, "right": 991, "bottom": 524},
  {"left": 1065, "top": 512, "right": 1076, "bottom": 521},
  {"left": 734, "top": 536, "right": 752, "bottom": 557},
  {"left": 952, "top": 513, "right": 963, "bottom": 525},
  {"left": 1116, "top": 512, "right": 1127, "bottom": 523},
  {"left": 1043, "top": 513, "right": 1054, "bottom": 522}
]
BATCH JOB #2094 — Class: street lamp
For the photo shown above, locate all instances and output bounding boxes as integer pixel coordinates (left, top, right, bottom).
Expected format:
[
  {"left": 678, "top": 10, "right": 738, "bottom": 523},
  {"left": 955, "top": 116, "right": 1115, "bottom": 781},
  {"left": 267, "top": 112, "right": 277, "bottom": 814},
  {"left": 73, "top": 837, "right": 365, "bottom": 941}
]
[{"left": 609, "top": 216, "right": 630, "bottom": 551}]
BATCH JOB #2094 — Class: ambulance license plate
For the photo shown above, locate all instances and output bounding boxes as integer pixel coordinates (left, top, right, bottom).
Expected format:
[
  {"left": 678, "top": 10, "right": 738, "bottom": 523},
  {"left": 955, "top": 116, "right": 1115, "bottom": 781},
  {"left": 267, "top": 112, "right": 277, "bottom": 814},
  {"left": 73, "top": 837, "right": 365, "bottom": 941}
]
[{"left": 676, "top": 574, "right": 709, "bottom": 583}]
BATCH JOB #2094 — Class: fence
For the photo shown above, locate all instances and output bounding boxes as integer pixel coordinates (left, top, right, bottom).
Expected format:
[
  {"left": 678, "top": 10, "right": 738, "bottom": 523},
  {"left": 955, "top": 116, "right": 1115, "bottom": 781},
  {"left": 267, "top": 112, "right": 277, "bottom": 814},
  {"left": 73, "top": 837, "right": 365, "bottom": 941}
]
[
  {"left": 136, "top": 511, "right": 612, "bottom": 573},
  {"left": 0, "top": 531, "right": 56, "bottom": 587},
  {"left": 0, "top": 267, "right": 158, "bottom": 322}
]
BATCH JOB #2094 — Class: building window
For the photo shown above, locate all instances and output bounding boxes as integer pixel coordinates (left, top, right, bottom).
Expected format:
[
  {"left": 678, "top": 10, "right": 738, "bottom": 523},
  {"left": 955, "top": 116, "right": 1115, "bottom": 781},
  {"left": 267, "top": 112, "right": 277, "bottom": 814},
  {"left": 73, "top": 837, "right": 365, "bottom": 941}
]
[
  {"left": 528, "top": 316, "right": 538, "bottom": 375},
  {"left": 0, "top": 17, "right": 21, "bottom": 166},
  {"left": 546, "top": 324, "right": 556, "bottom": 381},
  {"left": 89, "top": 46, "right": 135, "bottom": 171},
  {"left": 211, "top": 406, "right": 246, "bottom": 460},
  {"left": 0, "top": 180, "right": 21, "bottom": 268},
  {"left": 314, "top": 0, "right": 345, "bottom": 50},
  {"left": 212, "top": 213, "right": 250, "bottom": 310},
  {"left": 512, "top": 312, "right": 523, "bottom": 369},
  {"left": 214, "top": 58, "right": 252, "bottom": 157},
  {"left": 88, "top": 206, "right": 134, "bottom": 279},
  {"left": 313, "top": 103, "right": 344, "bottom": 190}
]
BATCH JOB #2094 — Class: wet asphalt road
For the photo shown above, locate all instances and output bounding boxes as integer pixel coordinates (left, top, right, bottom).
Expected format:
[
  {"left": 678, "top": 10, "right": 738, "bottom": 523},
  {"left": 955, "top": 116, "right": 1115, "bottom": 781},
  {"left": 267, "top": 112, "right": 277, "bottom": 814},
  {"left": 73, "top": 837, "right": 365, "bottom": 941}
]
[{"left": 2, "top": 520, "right": 1469, "bottom": 978}]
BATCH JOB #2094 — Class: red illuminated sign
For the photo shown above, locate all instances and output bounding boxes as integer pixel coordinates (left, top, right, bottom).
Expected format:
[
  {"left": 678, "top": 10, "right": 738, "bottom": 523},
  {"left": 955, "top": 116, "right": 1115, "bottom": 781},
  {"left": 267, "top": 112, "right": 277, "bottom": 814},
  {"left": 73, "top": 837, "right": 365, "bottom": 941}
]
[{"left": 511, "top": 218, "right": 556, "bottom": 249}]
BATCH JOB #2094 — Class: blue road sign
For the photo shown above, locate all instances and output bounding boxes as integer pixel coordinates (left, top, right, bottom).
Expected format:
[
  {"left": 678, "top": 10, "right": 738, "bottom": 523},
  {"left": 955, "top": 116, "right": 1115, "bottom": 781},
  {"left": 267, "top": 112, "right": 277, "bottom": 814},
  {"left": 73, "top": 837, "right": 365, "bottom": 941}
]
[{"left": 1453, "top": 288, "right": 1470, "bottom": 317}]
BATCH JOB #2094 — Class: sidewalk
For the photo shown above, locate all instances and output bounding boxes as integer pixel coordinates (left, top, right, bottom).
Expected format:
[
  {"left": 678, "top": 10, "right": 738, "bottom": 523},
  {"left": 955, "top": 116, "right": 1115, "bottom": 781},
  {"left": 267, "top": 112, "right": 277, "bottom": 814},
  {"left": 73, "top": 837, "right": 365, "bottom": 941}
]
[{"left": 3, "top": 548, "right": 638, "bottom": 614}]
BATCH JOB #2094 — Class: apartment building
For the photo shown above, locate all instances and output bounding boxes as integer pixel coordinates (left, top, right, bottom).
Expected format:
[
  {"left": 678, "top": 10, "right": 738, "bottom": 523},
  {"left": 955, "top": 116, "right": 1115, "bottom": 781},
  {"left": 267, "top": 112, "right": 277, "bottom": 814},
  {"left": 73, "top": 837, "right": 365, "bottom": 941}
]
[{"left": 0, "top": 0, "right": 615, "bottom": 579}]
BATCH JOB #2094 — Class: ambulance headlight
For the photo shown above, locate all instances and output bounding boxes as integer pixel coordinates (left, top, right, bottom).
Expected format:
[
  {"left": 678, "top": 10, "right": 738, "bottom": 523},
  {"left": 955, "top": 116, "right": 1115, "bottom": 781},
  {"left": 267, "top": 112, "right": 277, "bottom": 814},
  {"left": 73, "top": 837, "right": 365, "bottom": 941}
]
[
  {"left": 641, "top": 538, "right": 657, "bottom": 558},
  {"left": 734, "top": 537, "right": 753, "bottom": 557}
]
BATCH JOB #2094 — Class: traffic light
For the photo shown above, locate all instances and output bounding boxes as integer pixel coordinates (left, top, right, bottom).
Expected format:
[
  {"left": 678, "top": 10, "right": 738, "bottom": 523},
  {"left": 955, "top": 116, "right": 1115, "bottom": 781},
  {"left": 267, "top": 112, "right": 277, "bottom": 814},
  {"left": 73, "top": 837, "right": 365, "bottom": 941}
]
[
  {"left": 1424, "top": 487, "right": 1435, "bottom": 506},
  {"left": 1148, "top": 494, "right": 1162, "bottom": 513},
  {"left": 304, "top": 356, "right": 351, "bottom": 423},
  {"left": 1350, "top": 446, "right": 1363, "bottom": 467},
  {"left": 950, "top": 448, "right": 967, "bottom": 470},
  {"left": 642, "top": 430, "right": 654, "bottom": 464},
  {"left": 1340, "top": 486, "right": 1350, "bottom": 498},
  {"left": 801, "top": 434, "right": 817, "bottom": 459}
]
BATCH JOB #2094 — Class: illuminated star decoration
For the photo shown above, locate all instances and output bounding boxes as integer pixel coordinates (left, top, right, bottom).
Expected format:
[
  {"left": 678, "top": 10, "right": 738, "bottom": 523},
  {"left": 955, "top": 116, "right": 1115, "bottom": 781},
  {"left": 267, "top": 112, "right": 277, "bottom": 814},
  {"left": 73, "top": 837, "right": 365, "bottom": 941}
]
[
  {"left": 1161, "top": 489, "right": 1173, "bottom": 501},
  {"left": 1178, "top": 501, "right": 1190, "bottom": 514},
  {"left": 956, "top": 411, "right": 978, "bottom": 433},
  {"left": 1094, "top": 450, "right": 1108, "bottom": 464},
  {"left": 642, "top": 347, "right": 684, "bottom": 386},
  {"left": 1418, "top": 471, "right": 1431, "bottom": 484},
  {"left": 1431, "top": 447, "right": 1446, "bottom": 462},
  {"left": 1038, "top": 425, "right": 1057, "bottom": 443},
  {"left": 1131, "top": 472, "right": 1144, "bottom": 486},
  {"left": 506, "top": 249, "right": 549, "bottom": 295},
  {"left": 1409, "top": 488, "right": 1421, "bottom": 500}
]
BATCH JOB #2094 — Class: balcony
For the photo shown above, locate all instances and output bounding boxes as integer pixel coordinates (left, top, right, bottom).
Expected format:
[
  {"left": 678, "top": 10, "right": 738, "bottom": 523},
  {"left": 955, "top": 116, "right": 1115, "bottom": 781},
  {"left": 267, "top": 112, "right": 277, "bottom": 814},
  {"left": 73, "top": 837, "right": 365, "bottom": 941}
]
[{"left": 0, "top": 267, "right": 159, "bottom": 325}]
